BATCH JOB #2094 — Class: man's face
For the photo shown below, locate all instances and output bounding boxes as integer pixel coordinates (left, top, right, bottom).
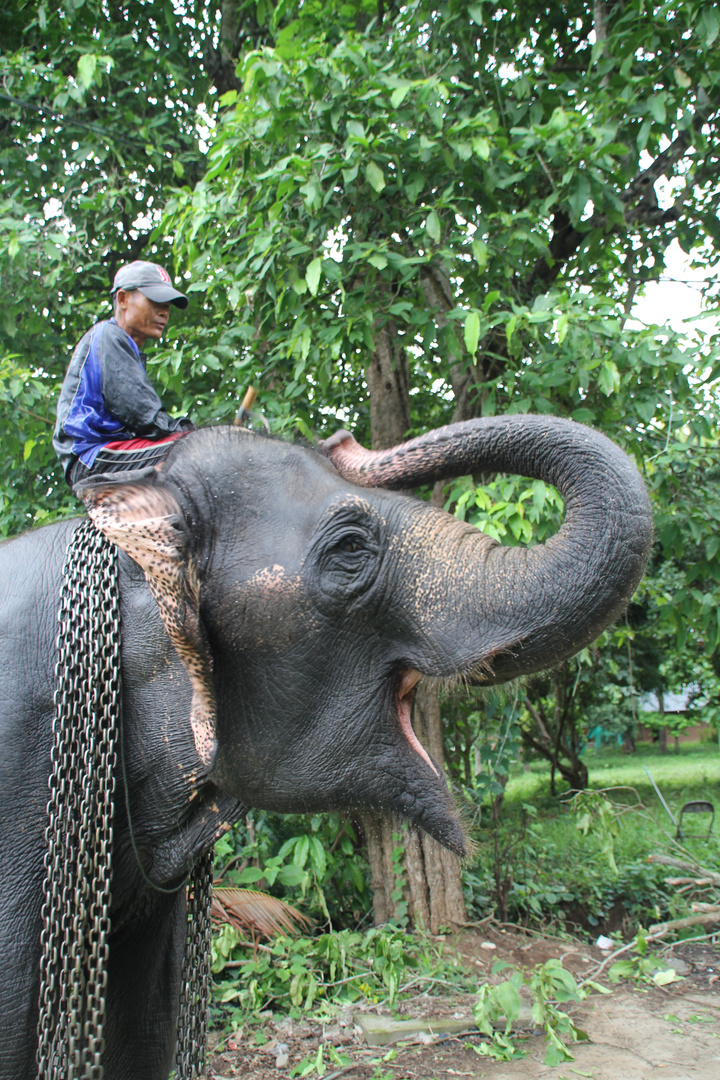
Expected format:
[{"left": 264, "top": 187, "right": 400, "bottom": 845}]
[{"left": 115, "top": 288, "right": 170, "bottom": 347}]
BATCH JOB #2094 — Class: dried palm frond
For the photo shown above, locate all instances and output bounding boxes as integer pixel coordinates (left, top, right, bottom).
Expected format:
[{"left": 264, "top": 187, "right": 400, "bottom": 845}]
[{"left": 212, "top": 888, "right": 312, "bottom": 941}]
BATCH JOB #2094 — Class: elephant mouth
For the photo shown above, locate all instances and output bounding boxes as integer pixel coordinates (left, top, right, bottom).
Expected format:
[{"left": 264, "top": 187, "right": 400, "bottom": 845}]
[{"left": 395, "top": 669, "right": 439, "bottom": 777}]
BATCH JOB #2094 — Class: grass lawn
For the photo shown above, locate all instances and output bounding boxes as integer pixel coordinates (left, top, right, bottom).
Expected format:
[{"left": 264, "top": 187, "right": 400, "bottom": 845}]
[{"left": 505, "top": 741, "right": 720, "bottom": 820}]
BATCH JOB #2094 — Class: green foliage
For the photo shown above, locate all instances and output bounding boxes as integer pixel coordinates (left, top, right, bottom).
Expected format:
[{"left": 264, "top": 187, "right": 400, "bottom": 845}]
[
  {"left": 214, "top": 810, "right": 370, "bottom": 928},
  {"left": 389, "top": 834, "right": 409, "bottom": 928},
  {"left": 574, "top": 791, "right": 622, "bottom": 875},
  {"left": 473, "top": 958, "right": 589, "bottom": 1065},
  {"left": 473, "top": 966, "right": 526, "bottom": 1061},
  {"left": 444, "top": 474, "right": 565, "bottom": 546},
  {"left": 0, "top": 0, "right": 216, "bottom": 532},
  {"left": 165, "top": 1, "right": 720, "bottom": 545},
  {"left": 464, "top": 745, "right": 720, "bottom": 930},
  {"left": 608, "top": 929, "right": 681, "bottom": 987},
  {"left": 528, "top": 959, "right": 590, "bottom": 1067},
  {"left": 471, "top": 694, "right": 523, "bottom": 809},
  {"left": 290, "top": 1041, "right": 351, "bottom": 1079},
  {"left": 212, "top": 924, "right": 469, "bottom": 1024}
]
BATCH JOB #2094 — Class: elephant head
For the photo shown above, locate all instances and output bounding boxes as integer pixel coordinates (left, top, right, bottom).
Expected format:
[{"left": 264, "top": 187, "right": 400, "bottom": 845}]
[{"left": 80, "top": 415, "right": 652, "bottom": 859}]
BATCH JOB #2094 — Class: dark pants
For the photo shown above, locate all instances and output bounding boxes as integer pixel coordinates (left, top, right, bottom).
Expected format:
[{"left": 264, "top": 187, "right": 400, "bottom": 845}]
[{"left": 68, "top": 435, "right": 184, "bottom": 491}]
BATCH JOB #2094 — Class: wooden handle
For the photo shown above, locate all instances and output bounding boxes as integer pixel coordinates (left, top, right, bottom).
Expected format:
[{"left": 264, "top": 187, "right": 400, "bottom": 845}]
[{"left": 241, "top": 386, "right": 257, "bottom": 411}]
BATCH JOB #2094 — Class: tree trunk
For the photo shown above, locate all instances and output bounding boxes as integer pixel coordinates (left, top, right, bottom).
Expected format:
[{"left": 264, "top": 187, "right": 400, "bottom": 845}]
[
  {"left": 361, "top": 310, "right": 466, "bottom": 933},
  {"left": 359, "top": 686, "right": 467, "bottom": 933},
  {"left": 365, "top": 318, "right": 410, "bottom": 449}
]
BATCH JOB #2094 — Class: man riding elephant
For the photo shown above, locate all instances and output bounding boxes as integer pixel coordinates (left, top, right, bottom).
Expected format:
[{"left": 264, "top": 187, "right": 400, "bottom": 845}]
[{"left": 53, "top": 260, "right": 194, "bottom": 491}]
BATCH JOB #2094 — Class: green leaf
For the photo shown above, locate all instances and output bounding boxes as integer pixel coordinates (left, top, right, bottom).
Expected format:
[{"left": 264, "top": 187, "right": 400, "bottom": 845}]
[
  {"left": 464, "top": 310, "right": 481, "bottom": 355},
  {"left": 468, "top": 4, "right": 484, "bottom": 26},
  {"left": 472, "top": 136, "right": 490, "bottom": 160},
  {"left": 674, "top": 66, "right": 692, "bottom": 88},
  {"left": 367, "top": 253, "right": 387, "bottom": 270},
  {"left": 636, "top": 119, "right": 652, "bottom": 152},
  {"left": 653, "top": 968, "right": 678, "bottom": 986},
  {"left": 549, "top": 107, "right": 568, "bottom": 132},
  {"left": 365, "top": 161, "right": 385, "bottom": 192},
  {"left": 235, "top": 866, "right": 266, "bottom": 885},
  {"left": 472, "top": 238, "right": 488, "bottom": 271},
  {"left": 390, "top": 83, "right": 411, "bottom": 108},
  {"left": 294, "top": 834, "right": 310, "bottom": 867},
  {"left": 494, "top": 980, "right": 521, "bottom": 1025},
  {"left": 277, "top": 864, "right": 307, "bottom": 887},
  {"left": 306, "top": 258, "right": 322, "bottom": 296},
  {"left": 405, "top": 175, "right": 424, "bottom": 203},
  {"left": 648, "top": 95, "right": 666, "bottom": 124},
  {"left": 699, "top": 7, "right": 720, "bottom": 47},
  {"left": 568, "top": 175, "right": 590, "bottom": 222},
  {"left": 597, "top": 359, "right": 620, "bottom": 396},
  {"left": 77, "top": 54, "right": 98, "bottom": 90},
  {"left": 309, "top": 836, "right": 327, "bottom": 878},
  {"left": 425, "top": 210, "right": 441, "bottom": 242},
  {"left": 608, "top": 960, "right": 636, "bottom": 983},
  {"left": 544, "top": 1040, "right": 573, "bottom": 1067}
]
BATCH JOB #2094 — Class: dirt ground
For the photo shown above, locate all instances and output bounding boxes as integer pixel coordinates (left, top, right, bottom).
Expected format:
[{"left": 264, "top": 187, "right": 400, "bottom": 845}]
[{"left": 205, "top": 927, "right": 720, "bottom": 1080}]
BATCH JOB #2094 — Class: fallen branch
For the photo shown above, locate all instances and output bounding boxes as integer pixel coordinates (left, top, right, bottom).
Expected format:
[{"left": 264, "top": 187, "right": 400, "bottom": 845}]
[
  {"left": 588, "top": 929, "right": 669, "bottom": 980},
  {"left": 647, "top": 855, "right": 720, "bottom": 886},
  {"left": 658, "top": 929, "right": 720, "bottom": 953},
  {"left": 649, "top": 911, "right": 720, "bottom": 935},
  {"left": 665, "top": 877, "right": 718, "bottom": 887}
]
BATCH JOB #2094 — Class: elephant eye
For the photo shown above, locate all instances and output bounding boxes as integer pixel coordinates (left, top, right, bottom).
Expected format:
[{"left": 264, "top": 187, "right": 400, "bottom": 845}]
[{"left": 304, "top": 501, "right": 384, "bottom": 609}]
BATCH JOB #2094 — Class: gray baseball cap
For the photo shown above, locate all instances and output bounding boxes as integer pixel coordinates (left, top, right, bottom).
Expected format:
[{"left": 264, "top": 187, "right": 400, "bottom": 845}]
[{"left": 111, "top": 261, "right": 188, "bottom": 308}]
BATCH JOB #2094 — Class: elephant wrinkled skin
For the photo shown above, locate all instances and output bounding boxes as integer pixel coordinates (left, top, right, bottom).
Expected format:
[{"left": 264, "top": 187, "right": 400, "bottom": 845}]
[{"left": 0, "top": 415, "right": 652, "bottom": 1078}]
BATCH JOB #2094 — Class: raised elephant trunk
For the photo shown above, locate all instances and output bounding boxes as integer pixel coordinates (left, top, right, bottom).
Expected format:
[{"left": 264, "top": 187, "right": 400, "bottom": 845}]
[{"left": 322, "top": 415, "right": 653, "bottom": 682}]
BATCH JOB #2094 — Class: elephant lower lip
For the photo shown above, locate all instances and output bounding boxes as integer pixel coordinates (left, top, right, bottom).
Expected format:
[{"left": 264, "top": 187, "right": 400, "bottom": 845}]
[{"left": 395, "top": 670, "right": 438, "bottom": 776}]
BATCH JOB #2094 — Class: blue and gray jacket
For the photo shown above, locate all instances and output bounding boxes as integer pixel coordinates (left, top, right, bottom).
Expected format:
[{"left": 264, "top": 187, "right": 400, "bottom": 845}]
[{"left": 53, "top": 319, "right": 189, "bottom": 479}]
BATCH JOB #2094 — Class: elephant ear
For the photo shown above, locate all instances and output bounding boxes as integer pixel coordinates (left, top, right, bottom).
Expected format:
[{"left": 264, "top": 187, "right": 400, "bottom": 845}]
[{"left": 78, "top": 477, "right": 217, "bottom": 770}]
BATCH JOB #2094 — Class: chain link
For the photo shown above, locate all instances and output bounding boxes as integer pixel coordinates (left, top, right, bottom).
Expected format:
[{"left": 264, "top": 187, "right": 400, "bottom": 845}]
[
  {"left": 175, "top": 848, "right": 215, "bottom": 1080},
  {"left": 37, "top": 519, "right": 120, "bottom": 1080},
  {"left": 36, "top": 519, "right": 215, "bottom": 1079}
]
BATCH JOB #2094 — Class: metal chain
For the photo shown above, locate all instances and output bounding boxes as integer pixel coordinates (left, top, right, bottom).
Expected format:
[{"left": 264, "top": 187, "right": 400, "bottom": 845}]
[
  {"left": 36, "top": 519, "right": 215, "bottom": 1078},
  {"left": 37, "top": 519, "right": 120, "bottom": 1080},
  {"left": 175, "top": 847, "right": 215, "bottom": 1080}
]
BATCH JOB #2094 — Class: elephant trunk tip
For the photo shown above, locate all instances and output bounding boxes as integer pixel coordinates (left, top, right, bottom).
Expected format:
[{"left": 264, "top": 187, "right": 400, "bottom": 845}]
[{"left": 321, "top": 429, "right": 354, "bottom": 453}]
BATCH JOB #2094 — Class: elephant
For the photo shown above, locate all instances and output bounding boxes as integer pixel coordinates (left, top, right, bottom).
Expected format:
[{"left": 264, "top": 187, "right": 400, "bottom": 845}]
[{"left": 0, "top": 414, "right": 652, "bottom": 1079}]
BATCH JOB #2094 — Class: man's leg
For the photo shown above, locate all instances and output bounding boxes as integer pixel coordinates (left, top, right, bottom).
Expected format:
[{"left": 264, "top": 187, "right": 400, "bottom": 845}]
[{"left": 69, "top": 434, "right": 185, "bottom": 493}]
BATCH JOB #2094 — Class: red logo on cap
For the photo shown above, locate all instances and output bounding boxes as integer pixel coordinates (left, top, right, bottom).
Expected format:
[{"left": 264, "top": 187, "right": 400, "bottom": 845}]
[{"left": 159, "top": 267, "right": 171, "bottom": 283}]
